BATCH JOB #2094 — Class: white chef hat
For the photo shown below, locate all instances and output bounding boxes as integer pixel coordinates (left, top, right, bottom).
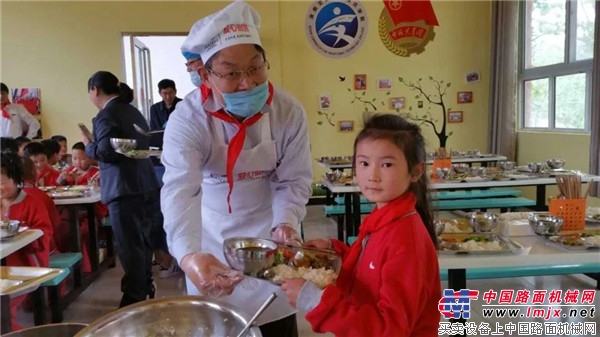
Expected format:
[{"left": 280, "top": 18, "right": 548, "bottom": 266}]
[{"left": 181, "top": 0, "right": 262, "bottom": 64}]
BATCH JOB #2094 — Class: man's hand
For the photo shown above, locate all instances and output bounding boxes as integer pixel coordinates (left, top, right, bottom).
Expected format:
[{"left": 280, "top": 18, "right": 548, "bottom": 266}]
[
  {"left": 180, "top": 252, "right": 244, "bottom": 297},
  {"left": 271, "top": 224, "right": 303, "bottom": 247}
]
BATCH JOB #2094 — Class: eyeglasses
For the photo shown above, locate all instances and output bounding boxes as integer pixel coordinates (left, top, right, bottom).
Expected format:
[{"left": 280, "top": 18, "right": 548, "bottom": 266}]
[
  {"left": 185, "top": 59, "right": 201, "bottom": 67},
  {"left": 207, "top": 61, "right": 270, "bottom": 82}
]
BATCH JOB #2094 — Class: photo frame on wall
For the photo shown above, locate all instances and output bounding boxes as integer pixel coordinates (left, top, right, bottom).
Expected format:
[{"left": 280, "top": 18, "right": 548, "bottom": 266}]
[
  {"left": 319, "top": 94, "right": 331, "bottom": 109},
  {"left": 457, "top": 91, "right": 473, "bottom": 104},
  {"left": 390, "top": 97, "right": 405, "bottom": 109},
  {"left": 448, "top": 111, "right": 463, "bottom": 123},
  {"left": 377, "top": 78, "right": 392, "bottom": 90},
  {"left": 465, "top": 70, "right": 480, "bottom": 83},
  {"left": 339, "top": 120, "right": 355, "bottom": 132},
  {"left": 354, "top": 74, "right": 367, "bottom": 90}
]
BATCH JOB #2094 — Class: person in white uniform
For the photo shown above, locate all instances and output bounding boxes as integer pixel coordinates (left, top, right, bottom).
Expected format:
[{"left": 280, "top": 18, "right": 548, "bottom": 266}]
[
  {"left": 160, "top": 1, "right": 312, "bottom": 336},
  {"left": 0, "top": 83, "right": 40, "bottom": 139}
]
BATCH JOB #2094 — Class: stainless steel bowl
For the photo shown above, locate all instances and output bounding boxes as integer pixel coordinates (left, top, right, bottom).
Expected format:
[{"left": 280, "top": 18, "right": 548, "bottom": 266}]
[
  {"left": 546, "top": 158, "right": 566, "bottom": 170},
  {"left": 434, "top": 220, "right": 445, "bottom": 237},
  {"left": 75, "top": 296, "right": 262, "bottom": 337},
  {"left": 0, "top": 220, "right": 20, "bottom": 239},
  {"left": 467, "top": 150, "right": 481, "bottom": 158},
  {"left": 467, "top": 212, "right": 498, "bottom": 233},
  {"left": 223, "top": 237, "right": 278, "bottom": 277},
  {"left": 435, "top": 167, "right": 451, "bottom": 180},
  {"left": 528, "top": 213, "right": 563, "bottom": 236},
  {"left": 4, "top": 323, "right": 87, "bottom": 337},
  {"left": 498, "top": 161, "right": 516, "bottom": 171},
  {"left": 527, "top": 162, "right": 545, "bottom": 173},
  {"left": 109, "top": 138, "right": 137, "bottom": 152},
  {"left": 452, "top": 163, "right": 469, "bottom": 174}
]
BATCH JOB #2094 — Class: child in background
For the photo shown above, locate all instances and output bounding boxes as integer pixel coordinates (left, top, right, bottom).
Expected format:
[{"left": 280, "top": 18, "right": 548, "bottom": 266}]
[
  {"left": 1, "top": 152, "right": 54, "bottom": 331},
  {"left": 41, "top": 138, "right": 61, "bottom": 169},
  {"left": 281, "top": 114, "right": 441, "bottom": 337},
  {"left": 56, "top": 142, "right": 107, "bottom": 273},
  {"left": 51, "top": 135, "right": 71, "bottom": 168},
  {"left": 21, "top": 156, "right": 61, "bottom": 254},
  {"left": 23, "top": 141, "right": 59, "bottom": 186},
  {"left": 15, "top": 136, "right": 31, "bottom": 157}
]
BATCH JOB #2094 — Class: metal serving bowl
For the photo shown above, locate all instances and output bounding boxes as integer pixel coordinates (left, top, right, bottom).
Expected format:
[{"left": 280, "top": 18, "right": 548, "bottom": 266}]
[
  {"left": 75, "top": 296, "right": 262, "bottom": 337},
  {"left": 467, "top": 212, "right": 498, "bottom": 233},
  {"left": 434, "top": 220, "right": 445, "bottom": 237},
  {"left": 4, "top": 323, "right": 87, "bottom": 337},
  {"left": 527, "top": 162, "right": 545, "bottom": 173},
  {"left": 452, "top": 163, "right": 469, "bottom": 174},
  {"left": 0, "top": 220, "right": 20, "bottom": 239},
  {"left": 109, "top": 138, "right": 137, "bottom": 152},
  {"left": 467, "top": 150, "right": 481, "bottom": 158},
  {"left": 546, "top": 158, "right": 566, "bottom": 170},
  {"left": 498, "top": 161, "right": 516, "bottom": 171},
  {"left": 223, "top": 237, "right": 278, "bottom": 277},
  {"left": 528, "top": 213, "right": 563, "bottom": 236}
]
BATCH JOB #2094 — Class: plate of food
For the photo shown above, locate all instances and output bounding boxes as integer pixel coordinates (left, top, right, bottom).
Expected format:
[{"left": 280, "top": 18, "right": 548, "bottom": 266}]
[
  {"left": 586, "top": 207, "right": 600, "bottom": 225},
  {"left": 116, "top": 149, "right": 162, "bottom": 159},
  {"left": 50, "top": 191, "right": 84, "bottom": 199},
  {"left": 438, "top": 218, "right": 472, "bottom": 234},
  {"left": 438, "top": 234, "right": 523, "bottom": 255}
]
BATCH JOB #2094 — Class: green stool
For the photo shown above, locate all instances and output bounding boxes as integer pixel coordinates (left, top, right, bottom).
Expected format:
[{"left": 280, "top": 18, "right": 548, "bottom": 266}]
[{"left": 35, "top": 268, "right": 71, "bottom": 324}]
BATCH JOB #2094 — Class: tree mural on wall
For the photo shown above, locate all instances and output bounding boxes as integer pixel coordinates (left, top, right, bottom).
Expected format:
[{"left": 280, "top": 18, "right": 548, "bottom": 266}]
[
  {"left": 397, "top": 76, "right": 453, "bottom": 148},
  {"left": 316, "top": 110, "right": 336, "bottom": 126}
]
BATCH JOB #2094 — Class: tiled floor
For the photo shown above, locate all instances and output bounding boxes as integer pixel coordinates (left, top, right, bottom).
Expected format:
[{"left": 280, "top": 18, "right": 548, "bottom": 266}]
[{"left": 15, "top": 206, "right": 599, "bottom": 336}]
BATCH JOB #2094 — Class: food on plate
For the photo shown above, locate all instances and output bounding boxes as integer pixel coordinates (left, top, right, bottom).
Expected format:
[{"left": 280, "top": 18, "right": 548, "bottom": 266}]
[
  {"left": 265, "top": 246, "right": 340, "bottom": 288},
  {"left": 582, "top": 234, "right": 600, "bottom": 246},
  {"left": 439, "top": 235, "right": 507, "bottom": 251},
  {"left": 439, "top": 219, "right": 471, "bottom": 233},
  {"left": 268, "top": 264, "right": 337, "bottom": 289}
]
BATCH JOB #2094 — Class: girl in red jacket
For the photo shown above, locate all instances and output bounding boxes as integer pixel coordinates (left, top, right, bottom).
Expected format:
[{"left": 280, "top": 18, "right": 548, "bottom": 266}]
[{"left": 282, "top": 114, "right": 441, "bottom": 337}]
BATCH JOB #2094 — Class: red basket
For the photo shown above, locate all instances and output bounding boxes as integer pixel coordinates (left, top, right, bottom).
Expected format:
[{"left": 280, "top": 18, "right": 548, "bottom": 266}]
[
  {"left": 549, "top": 198, "right": 586, "bottom": 231},
  {"left": 431, "top": 159, "right": 452, "bottom": 178}
]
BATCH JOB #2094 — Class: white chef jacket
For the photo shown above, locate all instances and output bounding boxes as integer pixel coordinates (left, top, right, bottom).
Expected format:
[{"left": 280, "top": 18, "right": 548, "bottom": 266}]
[
  {"left": 0, "top": 103, "right": 40, "bottom": 139},
  {"left": 161, "top": 83, "right": 312, "bottom": 325}
]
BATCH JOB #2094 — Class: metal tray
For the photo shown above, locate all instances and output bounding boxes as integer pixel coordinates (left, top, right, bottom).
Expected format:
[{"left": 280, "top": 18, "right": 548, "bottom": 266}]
[
  {"left": 438, "top": 234, "right": 524, "bottom": 255},
  {"left": 546, "top": 235, "right": 598, "bottom": 251},
  {"left": 50, "top": 191, "right": 85, "bottom": 199},
  {"left": 115, "top": 149, "right": 162, "bottom": 159},
  {"left": 0, "top": 266, "right": 64, "bottom": 295}
]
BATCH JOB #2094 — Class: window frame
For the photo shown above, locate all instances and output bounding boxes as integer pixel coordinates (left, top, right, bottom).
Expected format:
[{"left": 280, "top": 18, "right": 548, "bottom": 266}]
[{"left": 518, "top": 0, "right": 594, "bottom": 132}]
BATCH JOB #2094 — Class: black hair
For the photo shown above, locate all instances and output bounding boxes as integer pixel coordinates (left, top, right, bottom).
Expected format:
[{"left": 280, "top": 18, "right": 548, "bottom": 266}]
[
  {"left": 0, "top": 83, "right": 8, "bottom": 94},
  {"left": 87, "top": 71, "right": 133, "bottom": 104},
  {"left": 1, "top": 152, "right": 24, "bottom": 186},
  {"left": 72, "top": 142, "right": 86, "bottom": 151},
  {"left": 23, "top": 142, "right": 46, "bottom": 158},
  {"left": 158, "top": 79, "right": 176, "bottom": 91},
  {"left": 353, "top": 113, "right": 436, "bottom": 247},
  {"left": 41, "top": 139, "right": 60, "bottom": 157},
  {"left": 15, "top": 136, "right": 31, "bottom": 148},
  {"left": 1, "top": 137, "right": 18, "bottom": 154},
  {"left": 20, "top": 157, "right": 36, "bottom": 182},
  {"left": 51, "top": 135, "right": 67, "bottom": 143},
  {"left": 205, "top": 45, "right": 266, "bottom": 69}
]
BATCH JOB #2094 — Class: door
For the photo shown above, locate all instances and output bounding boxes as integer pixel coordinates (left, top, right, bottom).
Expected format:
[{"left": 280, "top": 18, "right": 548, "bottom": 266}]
[{"left": 130, "top": 37, "right": 153, "bottom": 120}]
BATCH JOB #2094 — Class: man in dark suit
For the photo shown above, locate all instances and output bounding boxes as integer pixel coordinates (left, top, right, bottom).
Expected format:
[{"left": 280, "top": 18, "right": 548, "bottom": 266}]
[
  {"left": 82, "top": 71, "right": 161, "bottom": 308},
  {"left": 149, "top": 79, "right": 181, "bottom": 131}
]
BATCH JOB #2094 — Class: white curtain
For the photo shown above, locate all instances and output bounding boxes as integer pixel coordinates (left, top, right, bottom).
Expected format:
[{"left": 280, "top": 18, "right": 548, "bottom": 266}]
[
  {"left": 589, "top": 0, "right": 600, "bottom": 197},
  {"left": 487, "top": 1, "right": 519, "bottom": 161}
]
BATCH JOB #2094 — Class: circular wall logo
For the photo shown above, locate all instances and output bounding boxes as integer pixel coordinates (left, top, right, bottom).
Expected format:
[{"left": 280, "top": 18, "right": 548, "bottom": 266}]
[{"left": 305, "top": 0, "right": 368, "bottom": 58}]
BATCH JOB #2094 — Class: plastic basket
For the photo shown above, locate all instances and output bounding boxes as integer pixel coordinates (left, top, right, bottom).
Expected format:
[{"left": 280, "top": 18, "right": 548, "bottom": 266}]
[{"left": 549, "top": 198, "right": 586, "bottom": 231}]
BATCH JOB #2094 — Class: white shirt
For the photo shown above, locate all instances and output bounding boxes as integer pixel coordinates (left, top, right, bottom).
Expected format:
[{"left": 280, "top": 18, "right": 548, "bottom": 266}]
[{"left": 0, "top": 103, "right": 40, "bottom": 138}]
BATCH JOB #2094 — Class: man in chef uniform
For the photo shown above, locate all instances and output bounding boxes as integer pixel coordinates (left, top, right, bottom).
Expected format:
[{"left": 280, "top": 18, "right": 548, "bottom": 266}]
[{"left": 160, "top": 1, "right": 312, "bottom": 336}]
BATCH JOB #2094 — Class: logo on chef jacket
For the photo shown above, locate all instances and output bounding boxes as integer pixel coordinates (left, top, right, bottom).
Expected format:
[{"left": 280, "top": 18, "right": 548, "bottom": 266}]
[
  {"left": 379, "top": 0, "right": 439, "bottom": 57},
  {"left": 305, "top": 0, "right": 368, "bottom": 58}
]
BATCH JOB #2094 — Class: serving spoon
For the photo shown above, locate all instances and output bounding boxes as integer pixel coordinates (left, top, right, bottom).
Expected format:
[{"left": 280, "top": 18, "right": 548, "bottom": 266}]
[
  {"left": 133, "top": 124, "right": 164, "bottom": 137},
  {"left": 235, "top": 292, "right": 278, "bottom": 337}
]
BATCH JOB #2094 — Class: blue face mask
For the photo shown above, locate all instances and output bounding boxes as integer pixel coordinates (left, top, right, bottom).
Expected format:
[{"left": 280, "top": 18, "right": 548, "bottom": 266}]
[
  {"left": 220, "top": 82, "right": 269, "bottom": 118},
  {"left": 189, "top": 71, "right": 202, "bottom": 87}
]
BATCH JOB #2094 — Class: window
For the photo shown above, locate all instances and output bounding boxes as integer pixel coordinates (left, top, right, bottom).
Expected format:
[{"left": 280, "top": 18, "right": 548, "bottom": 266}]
[{"left": 519, "top": 0, "right": 595, "bottom": 131}]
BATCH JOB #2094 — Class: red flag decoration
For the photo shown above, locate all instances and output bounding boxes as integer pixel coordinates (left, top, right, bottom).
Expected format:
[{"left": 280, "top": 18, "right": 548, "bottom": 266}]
[{"left": 383, "top": 0, "right": 439, "bottom": 27}]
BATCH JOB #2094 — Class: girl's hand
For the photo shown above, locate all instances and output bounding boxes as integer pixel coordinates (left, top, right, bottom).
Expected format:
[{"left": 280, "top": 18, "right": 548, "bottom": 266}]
[
  {"left": 304, "top": 239, "right": 332, "bottom": 250},
  {"left": 281, "top": 278, "right": 306, "bottom": 308}
]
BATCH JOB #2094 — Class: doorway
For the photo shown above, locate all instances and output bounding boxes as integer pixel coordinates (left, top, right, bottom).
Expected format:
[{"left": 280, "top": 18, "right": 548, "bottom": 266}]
[{"left": 122, "top": 34, "right": 193, "bottom": 121}]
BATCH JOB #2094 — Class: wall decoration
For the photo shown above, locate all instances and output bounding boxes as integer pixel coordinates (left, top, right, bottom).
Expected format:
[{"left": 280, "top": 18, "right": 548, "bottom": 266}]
[
  {"left": 377, "top": 78, "right": 392, "bottom": 90},
  {"left": 11, "top": 88, "right": 41, "bottom": 115},
  {"left": 354, "top": 74, "right": 367, "bottom": 90},
  {"left": 319, "top": 94, "right": 332, "bottom": 109},
  {"left": 390, "top": 97, "right": 405, "bottom": 110},
  {"left": 417, "top": 101, "right": 424, "bottom": 108},
  {"left": 316, "top": 110, "right": 336, "bottom": 127},
  {"left": 465, "top": 70, "right": 480, "bottom": 83},
  {"left": 398, "top": 76, "right": 454, "bottom": 148},
  {"left": 339, "top": 120, "right": 355, "bottom": 132},
  {"left": 457, "top": 91, "right": 473, "bottom": 104},
  {"left": 448, "top": 111, "right": 463, "bottom": 123},
  {"left": 378, "top": 0, "right": 439, "bottom": 57},
  {"left": 305, "top": 0, "right": 368, "bottom": 58}
]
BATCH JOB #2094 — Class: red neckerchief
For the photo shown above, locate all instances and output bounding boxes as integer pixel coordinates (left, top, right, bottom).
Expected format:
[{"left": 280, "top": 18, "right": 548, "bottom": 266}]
[
  {"left": 202, "top": 82, "right": 274, "bottom": 213},
  {"left": 1, "top": 101, "right": 10, "bottom": 119},
  {"left": 336, "top": 192, "right": 417, "bottom": 291}
]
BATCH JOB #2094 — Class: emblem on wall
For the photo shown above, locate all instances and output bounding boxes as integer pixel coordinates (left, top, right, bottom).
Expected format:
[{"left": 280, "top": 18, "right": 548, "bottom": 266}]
[
  {"left": 379, "top": 0, "right": 439, "bottom": 57},
  {"left": 305, "top": 0, "right": 368, "bottom": 58}
]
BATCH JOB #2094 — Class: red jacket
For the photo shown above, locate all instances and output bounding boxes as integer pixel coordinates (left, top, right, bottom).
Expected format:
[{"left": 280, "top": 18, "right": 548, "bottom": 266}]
[
  {"left": 306, "top": 193, "right": 441, "bottom": 337},
  {"left": 6, "top": 191, "right": 53, "bottom": 268},
  {"left": 37, "top": 165, "right": 59, "bottom": 187},
  {"left": 22, "top": 184, "right": 61, "bottom": 253}
]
